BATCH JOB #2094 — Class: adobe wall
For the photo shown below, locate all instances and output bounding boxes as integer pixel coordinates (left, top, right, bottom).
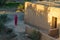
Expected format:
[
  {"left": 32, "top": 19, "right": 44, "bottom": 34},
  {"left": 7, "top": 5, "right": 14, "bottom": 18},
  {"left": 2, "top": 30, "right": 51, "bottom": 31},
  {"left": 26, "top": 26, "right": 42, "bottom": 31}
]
[
  {"left": 48, "top": 7, "right": 60, "bottom": 36},
  {"left": 25, "top": 2, "right": 50, "bottom": 32},
  {"left": 25, "top": 2, "right": 60, "bottom": 37}
]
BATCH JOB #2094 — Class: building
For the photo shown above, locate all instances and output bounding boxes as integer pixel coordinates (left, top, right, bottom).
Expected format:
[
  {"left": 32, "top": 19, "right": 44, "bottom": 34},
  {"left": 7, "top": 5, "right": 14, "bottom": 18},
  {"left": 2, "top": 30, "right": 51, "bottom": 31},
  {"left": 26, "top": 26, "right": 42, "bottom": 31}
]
[
  {"left": 32, "top": 0, "right": 60, "bottom": 1},
  {"left": 24, "top": 1, "right": 60, "bottom": 40}
]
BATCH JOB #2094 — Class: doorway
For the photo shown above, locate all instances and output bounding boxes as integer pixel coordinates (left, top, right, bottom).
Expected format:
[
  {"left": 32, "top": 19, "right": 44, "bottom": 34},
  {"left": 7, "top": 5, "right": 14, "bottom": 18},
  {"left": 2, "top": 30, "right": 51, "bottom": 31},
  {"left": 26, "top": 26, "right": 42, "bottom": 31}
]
[{"left": 52, "top": 17, "right": 57, "bottom": 29}]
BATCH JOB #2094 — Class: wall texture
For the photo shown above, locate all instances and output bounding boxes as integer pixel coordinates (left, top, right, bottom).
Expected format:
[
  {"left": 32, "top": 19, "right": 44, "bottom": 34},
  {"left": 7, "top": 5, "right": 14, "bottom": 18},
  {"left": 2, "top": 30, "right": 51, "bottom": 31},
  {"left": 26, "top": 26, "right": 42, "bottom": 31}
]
[
  {"left": 25, "top": 2, "right": 60, "bottom": 39},
  {"left": 48, "top": 7, "right": 60, "bottom": 37},
  {"left": 25, "top": 2, "right": 50, "bottom": 32}
]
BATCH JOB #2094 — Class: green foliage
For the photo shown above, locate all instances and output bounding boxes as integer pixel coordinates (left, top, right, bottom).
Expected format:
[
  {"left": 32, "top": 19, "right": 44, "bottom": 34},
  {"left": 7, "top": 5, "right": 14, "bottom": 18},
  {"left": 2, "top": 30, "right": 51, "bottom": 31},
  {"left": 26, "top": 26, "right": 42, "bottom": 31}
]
[
  {"left": 0, "top": 21, "right": 4, "bottom": 32},
  {"left": 24, "top": 0, "right": 31, "bottom": 1},
  {"left": 5, "top": 2, "right": 20, "bottom": 8},
  {"left": 30, "top": 30, "right": 41, "bottom": 40},
  {"left": 0, "top": 14, "right": 8, "bottom": 32},
  {"left": 0, "top": 14, "right": 8, "bottom": 23},
  {"left": 6, "top": 28, "right": 13, "bottom": 34},
  {"left": 0, "top": 14, "right": 13, "bottom": 34},
  {"left": 19, "top": 4, "right": 24, "bottom": 9},
  {"left": 17, "top": 4, "right": 24, "bottom": 12},
  {"left": 0, "top": 0, "right": 7, "bottom": 6}
]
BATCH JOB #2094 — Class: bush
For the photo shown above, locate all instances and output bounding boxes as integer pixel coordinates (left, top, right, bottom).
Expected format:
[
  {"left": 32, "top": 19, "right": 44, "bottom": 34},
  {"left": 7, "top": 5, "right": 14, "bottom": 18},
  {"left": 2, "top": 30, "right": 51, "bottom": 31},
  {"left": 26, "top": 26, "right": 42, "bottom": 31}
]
[
  {"left": 6, "top": 28, "right": 13, "bottom": 34},
  {"left": 29, "top": 30, "right": 41, "bottom": 40},
  {"left": 0, "top": 14, "right": 8, "bottom": 23},
  {"left": 17, "top": 4, "right": 24, "bottom": 12},
  {"left": 0, "top": 0, "right": 7, "bottom": 6},
  {"left": 5, "top": 2, "right": 20, "bottom": 8},
  {"left": 0, "top": 14, "right": 10, "bottom": 32},
  {"left": 0, "top": 21, "right": 4, "bottom": 32}
]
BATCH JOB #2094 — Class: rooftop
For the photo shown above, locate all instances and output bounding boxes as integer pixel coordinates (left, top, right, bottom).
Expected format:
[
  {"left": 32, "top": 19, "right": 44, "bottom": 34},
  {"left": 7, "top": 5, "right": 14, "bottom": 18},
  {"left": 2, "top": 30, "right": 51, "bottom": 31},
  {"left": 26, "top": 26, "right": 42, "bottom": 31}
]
[{"left": 31, "top": 1, "right": 60, "bottom": 8}]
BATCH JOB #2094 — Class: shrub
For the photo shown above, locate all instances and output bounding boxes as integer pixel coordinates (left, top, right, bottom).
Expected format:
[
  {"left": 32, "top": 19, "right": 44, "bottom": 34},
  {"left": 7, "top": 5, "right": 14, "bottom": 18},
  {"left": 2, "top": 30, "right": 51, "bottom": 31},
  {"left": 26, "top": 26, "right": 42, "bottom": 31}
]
[
  {"left": 0, "top": 21, "right": 4, "bottom": 32},
  {"left": 5, "top": 2, "right": 20, "bottom": 8},
  {"left": 0, "top": 0, "right": 7, "bottom": 6},
  {"left": 0, "top": 14, "right": 8, "bottom": 23},
  {"left": 29, "top": 30, "right": 41, "bottom": 40},
  {"left": 0, "top": 14, "right": 9, "bottom": 32},
  {"left": 6, "top": 28, "right": 13, "bottom": 34}
]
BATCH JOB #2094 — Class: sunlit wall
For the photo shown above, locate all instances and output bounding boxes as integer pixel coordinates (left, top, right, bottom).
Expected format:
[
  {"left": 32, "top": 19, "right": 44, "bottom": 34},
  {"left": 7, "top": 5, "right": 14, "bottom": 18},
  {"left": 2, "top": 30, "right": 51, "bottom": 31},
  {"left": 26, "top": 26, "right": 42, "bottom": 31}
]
[
  {"left": 48, "top": 7, "right": 60, "bottom": 35},
  {"left": 25, "top": 2, "right": 60, "bottom": 34}
]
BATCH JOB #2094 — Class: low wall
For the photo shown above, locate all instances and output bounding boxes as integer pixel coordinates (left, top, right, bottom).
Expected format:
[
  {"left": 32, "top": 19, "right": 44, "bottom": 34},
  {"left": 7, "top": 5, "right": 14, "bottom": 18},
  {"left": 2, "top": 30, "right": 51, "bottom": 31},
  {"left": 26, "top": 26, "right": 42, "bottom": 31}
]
[{"left": 25, "top": 24, "right": 57, "bottom": 40}]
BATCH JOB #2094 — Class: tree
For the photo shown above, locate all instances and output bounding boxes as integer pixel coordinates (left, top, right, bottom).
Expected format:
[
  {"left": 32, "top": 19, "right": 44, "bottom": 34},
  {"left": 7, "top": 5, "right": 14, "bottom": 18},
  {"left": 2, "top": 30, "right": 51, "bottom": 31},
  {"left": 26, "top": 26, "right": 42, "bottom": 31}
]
[
  {"left": 24, "top": 0, "right": 31, "bottom": 1},
  {"left": 0, "top": 14, "right": 8, "bottom": 32},
  {"left": 0, "top": 0, "right": 7, "bottom": 6},
  {"left": 0, "top": 14, "right": 8, "bottom": 23}
]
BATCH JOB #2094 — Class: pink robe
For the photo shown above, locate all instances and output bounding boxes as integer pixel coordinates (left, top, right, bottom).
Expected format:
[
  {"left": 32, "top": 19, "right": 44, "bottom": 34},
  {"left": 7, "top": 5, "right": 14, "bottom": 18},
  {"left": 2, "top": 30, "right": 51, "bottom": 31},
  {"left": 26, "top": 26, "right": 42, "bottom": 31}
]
[{"left": 15, "top": 15, "right": 18, "bottom": 26}]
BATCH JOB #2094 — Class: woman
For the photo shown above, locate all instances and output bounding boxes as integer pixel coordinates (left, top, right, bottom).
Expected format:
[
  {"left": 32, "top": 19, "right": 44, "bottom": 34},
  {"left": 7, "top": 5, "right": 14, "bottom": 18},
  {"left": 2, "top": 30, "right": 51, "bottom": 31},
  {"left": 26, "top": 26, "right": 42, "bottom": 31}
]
[{"left": 14, "top": 15, "right": 18, "bottom": 26}]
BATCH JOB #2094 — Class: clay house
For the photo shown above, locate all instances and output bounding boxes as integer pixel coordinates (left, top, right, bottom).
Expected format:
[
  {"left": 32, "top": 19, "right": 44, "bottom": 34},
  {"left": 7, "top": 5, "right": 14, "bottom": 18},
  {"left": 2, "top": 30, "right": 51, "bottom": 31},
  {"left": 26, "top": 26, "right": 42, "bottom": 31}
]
[{"left": 24, "top": 1, "right": 60, "bottom": 40}]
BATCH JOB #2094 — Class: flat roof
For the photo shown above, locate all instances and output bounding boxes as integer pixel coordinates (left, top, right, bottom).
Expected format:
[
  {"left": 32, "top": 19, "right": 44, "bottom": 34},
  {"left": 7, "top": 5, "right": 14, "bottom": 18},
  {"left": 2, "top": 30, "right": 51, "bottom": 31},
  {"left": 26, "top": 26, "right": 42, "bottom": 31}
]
[{"left": 31, "top": 1, "right": 60, "bottom": 8}]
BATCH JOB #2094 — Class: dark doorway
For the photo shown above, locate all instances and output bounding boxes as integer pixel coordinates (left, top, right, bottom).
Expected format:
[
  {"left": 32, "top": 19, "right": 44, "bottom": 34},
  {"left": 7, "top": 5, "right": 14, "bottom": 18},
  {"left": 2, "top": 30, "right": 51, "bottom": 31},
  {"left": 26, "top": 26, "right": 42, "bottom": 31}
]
[{"left": 52, "top": 17, "right": 57, "bottom": 28}]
